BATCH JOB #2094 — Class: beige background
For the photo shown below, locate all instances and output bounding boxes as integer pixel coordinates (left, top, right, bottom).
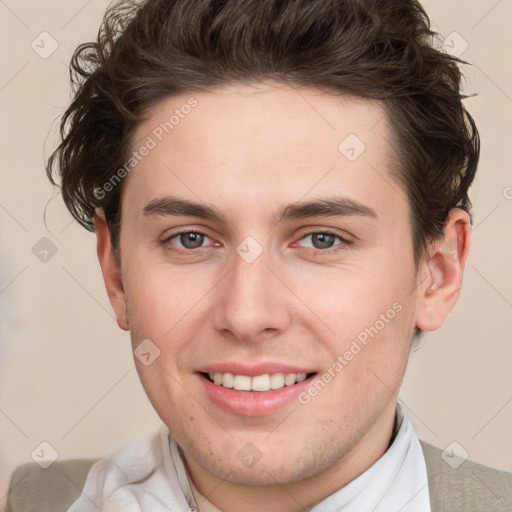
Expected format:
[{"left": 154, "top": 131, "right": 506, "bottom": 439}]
[{"left": 1, "top": 0, "right": 511, "bottom": 504}]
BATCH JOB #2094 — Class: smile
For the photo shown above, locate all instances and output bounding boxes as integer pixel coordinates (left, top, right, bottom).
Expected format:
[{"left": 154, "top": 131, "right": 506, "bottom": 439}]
[
  {"left": 204, "top": 372, "right": 312, "bottom": 391},
  {"left": 197, "top": 368, "right": 318, "bottom": 416}
]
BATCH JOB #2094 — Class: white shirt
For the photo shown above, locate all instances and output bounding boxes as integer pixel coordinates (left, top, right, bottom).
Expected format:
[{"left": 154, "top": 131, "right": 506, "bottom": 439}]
[{"left": 67, "top": 404, "right": 431, "bottom": 512}]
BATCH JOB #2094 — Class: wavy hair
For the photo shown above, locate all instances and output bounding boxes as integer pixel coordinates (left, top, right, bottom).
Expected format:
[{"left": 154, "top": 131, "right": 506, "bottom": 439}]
[{"left": 47, "top": 0, "right": 479, "bottom": 271}]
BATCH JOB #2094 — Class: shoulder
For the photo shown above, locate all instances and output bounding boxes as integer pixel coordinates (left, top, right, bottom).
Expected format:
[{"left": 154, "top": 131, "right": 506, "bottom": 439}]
[
  {"left": 420, "top": 440, "right": 512, "bottom": 511},
  {"left": 5, "top": 458, "right": 98, "bottom": 512},
  {"left": 5, "top": 427, "right": 169, "bottom": 512},
  {"left": 6, "top": 440, "right": 512, "bottom": 512}
]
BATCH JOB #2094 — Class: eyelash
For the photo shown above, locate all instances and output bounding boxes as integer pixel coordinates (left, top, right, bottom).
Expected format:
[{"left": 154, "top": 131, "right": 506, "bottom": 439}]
[
  {"left": 299, "top": 231, "right": 353, "bottom": 254},
  {"left": 161, "top": 229, "right": 353, "bottom": 256}
]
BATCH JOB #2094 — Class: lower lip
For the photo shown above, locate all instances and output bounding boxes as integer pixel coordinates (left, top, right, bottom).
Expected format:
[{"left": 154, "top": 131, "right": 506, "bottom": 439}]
[{"left": 197, "top": 374, "right": 315, "bottom": 417}]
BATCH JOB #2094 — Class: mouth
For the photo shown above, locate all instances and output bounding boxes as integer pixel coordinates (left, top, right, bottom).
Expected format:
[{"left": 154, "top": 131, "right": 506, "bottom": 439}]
[
  {"left": 200, "top": 371, "right": 317, "bottom": 391},
  {"left": 196, "top": 368, "right": 318, "bottom": 416}
]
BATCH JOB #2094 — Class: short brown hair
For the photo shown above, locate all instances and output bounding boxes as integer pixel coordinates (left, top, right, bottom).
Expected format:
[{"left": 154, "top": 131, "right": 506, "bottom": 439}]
[{"left": 47, "top": 0, "right": 479, "bottom": 268}]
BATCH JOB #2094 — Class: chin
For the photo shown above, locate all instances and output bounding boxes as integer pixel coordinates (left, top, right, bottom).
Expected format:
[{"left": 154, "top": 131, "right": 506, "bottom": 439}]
[
  {"left": 203, "top": 456, "right": 314, "bottom": 487},
  {"left": 183, "top": 431, "right": 342, "bottom": 487}
]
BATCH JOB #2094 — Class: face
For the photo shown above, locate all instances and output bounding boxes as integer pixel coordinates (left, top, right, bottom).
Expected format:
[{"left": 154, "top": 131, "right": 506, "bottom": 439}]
[{"left": 102, "top": 82, "right": 427, "bottom": 487}]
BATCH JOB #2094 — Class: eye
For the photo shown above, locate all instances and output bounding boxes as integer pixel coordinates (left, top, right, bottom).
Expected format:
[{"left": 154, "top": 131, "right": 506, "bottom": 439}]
[
  {"left": 160, "top": 229, "right": 352, "bottom": 257},
  {"left": 296, "top": 231, "right": 352, "bottom": 254},
  {"left": 162, "top": 230, "right": 215, "bottom": 253}
]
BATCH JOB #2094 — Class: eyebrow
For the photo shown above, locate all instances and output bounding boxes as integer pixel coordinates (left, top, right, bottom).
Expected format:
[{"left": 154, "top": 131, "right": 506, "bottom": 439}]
[{"left": 143, "top": 195, "right": 378, "bottom": 223}]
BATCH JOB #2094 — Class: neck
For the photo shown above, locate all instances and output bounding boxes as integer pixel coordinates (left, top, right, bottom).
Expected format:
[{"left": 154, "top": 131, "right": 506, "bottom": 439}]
[{"left": 184, "top": 403, "right": 398, "bottom": 512}]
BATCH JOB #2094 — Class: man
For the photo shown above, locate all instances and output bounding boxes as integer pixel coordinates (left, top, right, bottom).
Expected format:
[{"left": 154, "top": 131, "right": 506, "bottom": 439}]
[{"left": 6, "top": 0, "right": 512, "bottom": 510}]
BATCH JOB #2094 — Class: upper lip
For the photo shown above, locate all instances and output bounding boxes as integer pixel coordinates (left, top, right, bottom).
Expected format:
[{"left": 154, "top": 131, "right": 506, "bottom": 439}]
[{"left": 197, "top": 362, "right": 316, "bottom": 377}]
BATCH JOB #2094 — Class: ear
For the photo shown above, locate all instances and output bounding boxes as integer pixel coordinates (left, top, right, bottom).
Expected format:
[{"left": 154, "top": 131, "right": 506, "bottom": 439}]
[
  {"left": 93, "top": 209, "right": 129, "bottom": 331},
  {"left": 415, "top": 208, "right": 471, "bottom": 332}
]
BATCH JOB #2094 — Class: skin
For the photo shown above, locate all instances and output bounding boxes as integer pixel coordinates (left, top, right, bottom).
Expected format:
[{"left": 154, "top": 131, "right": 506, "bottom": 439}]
[{"left": 94, "top": 82, "right": 470, "bottom": 512}]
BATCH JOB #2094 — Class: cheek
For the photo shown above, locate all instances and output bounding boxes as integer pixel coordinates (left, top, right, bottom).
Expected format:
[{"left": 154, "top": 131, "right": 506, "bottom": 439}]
[
  {"left": 123, "top": 260, "right": 209, "bottom": 336},
  {"left": 296, "top": 257, "right": 416, "bottom": 398},
  {"left": 294, "top": 260, "right": 413, "bottom": 341}
]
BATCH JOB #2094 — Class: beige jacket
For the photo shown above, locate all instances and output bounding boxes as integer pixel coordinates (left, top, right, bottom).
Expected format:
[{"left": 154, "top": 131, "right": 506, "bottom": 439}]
[{"left": 5, "top": 441, "right": 512, "bottom": 512}]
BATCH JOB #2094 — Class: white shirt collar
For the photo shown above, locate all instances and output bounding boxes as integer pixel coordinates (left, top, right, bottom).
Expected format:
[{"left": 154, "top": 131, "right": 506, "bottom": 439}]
[{"left": 68, "top": 404, "right": 430, "bottom": 512}]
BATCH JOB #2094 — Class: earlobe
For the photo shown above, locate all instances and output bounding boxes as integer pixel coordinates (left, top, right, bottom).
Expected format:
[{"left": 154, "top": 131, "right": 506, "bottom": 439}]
[
  {"left": 93, "top": 209, "right": 129, "bottom": 331},
  {"left": 415, "top": 208, "right": 471, "bottom": 332}
]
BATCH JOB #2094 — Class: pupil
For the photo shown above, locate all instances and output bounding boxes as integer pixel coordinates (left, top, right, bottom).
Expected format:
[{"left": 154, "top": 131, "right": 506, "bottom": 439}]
[
  {"left": 313, "top": 233, "right": 334, "bottom": 249},
  {"left": 182, "top": 232, "right": 204, "bottom": 249}
]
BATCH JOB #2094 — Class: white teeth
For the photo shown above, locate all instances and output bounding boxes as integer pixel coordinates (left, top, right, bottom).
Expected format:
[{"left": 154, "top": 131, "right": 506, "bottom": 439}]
[
  {"left": 207, "top": 372, "right": 308, "bottom": 391},
  {"left": 251, "top": 374, "right": 270, "bottom": 391},
  {"left": 222, "top": 372, "right": 234, "bottom": 388},
  {"left": 284, "top": 373, "right": 297, "bottom": 386},
  {"left": 269, "top": 373, "right": 285, "bottom": 389},
  {"left": 233, "top": 375, "right": 252, "bottom": 391}
]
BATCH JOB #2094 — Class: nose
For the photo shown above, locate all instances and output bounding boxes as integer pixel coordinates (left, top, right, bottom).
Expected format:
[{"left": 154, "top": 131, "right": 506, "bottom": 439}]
[{"left": 212, "top": 244, "right": 292, "bottom": 343}]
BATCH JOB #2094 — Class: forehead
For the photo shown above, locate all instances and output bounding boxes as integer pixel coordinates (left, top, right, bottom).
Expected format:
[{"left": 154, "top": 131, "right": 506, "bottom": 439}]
[{"left": 123, "top": 82, "right": 405, "bottom": 226}]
